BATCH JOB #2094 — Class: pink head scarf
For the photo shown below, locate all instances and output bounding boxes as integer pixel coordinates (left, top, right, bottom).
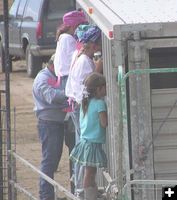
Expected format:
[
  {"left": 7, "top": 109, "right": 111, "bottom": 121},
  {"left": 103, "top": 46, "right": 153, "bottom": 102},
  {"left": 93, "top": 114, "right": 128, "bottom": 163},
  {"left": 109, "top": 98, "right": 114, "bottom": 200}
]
[{"left": 63, "top": 10, "right": 87, "bottom": 27}]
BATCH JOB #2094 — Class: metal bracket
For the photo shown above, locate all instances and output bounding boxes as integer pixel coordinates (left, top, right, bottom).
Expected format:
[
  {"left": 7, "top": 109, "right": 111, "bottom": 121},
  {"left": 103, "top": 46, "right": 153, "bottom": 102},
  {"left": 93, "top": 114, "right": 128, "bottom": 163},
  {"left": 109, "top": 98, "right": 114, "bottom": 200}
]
[{"left": 102, "top": 170, "right": 119, "bottom": 199}]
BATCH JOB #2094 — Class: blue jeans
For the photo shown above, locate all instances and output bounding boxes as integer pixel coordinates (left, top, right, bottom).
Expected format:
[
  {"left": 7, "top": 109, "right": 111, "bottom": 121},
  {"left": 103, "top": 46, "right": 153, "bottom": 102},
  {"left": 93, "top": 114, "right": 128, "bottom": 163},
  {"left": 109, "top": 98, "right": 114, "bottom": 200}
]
[
  {"left": 70, "top": 104, "right": 84, "bottom": 193},
  {"left": 70, "top": 104, "right": 80, "bottom": 144},
  {"left": 38, "top": 119, "right": 64, "bottom": 200}
]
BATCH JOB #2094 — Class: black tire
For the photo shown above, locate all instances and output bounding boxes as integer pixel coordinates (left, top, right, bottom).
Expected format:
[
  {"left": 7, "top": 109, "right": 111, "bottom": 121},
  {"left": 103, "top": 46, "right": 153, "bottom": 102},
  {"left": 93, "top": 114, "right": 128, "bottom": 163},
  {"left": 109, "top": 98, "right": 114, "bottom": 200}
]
[
  {"left": 0, "top": 41, "right": 12, "bottom": 73},
  {"left": 26, "top": 45, "right": 43, "bottom": 78}
]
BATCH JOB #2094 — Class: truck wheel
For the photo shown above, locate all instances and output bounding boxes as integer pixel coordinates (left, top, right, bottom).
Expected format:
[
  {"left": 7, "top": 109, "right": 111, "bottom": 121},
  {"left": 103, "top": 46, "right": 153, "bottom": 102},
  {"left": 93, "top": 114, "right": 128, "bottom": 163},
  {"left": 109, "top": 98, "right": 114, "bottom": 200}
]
[{"left": 26, "top": 45, "right": 43, "bottom": 78}]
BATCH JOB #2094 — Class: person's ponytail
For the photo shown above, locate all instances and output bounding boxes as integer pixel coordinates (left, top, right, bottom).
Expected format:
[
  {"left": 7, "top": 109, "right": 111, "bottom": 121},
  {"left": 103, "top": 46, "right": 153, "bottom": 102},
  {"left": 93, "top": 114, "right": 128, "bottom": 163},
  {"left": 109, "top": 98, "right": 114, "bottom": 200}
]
[
  {"left": 56, "top": 24, "right": 71, "bottom": 41},
  {"left": 82, "top": 97, "right": 89, "bottom": 117}
]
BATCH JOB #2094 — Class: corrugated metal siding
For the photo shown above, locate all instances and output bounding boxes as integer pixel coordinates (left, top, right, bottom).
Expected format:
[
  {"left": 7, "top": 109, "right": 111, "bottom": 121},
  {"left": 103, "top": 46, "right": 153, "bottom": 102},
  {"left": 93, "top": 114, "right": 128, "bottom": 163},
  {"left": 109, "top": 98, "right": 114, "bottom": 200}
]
[
  {"left": 96, "top": 33, "right": 121, "bottom": 189},
  {"left": 103, "top": 34, "right": 117, "bottom": 177},
  {"left": 100, "top": 33, "right": 122, "bottom": 190},
  {"left": 151, "top": 88, "right": 177, "bottom": 180}
]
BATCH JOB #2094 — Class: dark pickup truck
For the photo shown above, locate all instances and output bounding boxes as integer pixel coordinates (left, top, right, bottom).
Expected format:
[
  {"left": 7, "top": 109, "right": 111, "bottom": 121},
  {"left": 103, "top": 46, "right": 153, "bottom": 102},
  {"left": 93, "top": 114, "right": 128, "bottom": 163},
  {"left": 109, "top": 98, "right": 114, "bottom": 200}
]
[{"left": 0, "top": 0, "right": 75, "bottom": 77}]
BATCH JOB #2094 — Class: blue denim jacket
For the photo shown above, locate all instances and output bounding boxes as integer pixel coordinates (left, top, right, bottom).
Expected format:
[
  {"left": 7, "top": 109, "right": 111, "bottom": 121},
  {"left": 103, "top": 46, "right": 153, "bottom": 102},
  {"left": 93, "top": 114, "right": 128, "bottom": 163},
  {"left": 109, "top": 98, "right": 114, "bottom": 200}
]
[{"left": 32, "top": 67, "right": 67, "bottom": 122}]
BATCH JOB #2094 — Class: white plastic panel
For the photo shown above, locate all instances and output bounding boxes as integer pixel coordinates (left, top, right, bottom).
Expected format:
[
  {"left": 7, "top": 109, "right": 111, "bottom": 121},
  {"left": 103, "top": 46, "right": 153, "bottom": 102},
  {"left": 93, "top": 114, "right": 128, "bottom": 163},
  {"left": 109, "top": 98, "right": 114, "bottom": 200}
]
[
  {"left": 101, "top": 0, "right": 177, "bottom": 24},
  {"left": 76, "top": 0, "right": 124, "bottom": 38}
]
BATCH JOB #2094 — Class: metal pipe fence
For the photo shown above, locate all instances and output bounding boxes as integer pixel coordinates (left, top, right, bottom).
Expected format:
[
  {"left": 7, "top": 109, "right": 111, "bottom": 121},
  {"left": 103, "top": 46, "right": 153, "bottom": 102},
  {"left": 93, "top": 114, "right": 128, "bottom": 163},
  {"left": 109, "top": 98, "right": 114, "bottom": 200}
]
[
  {"left": 0, "top": 89, "right": 17, "bottom": 200},
  {"left": 0, "top": 90, "right": 5, "bottom": 199},
  {"left": 9, "top": 150, "right": 80, "bottom": 200},
  {"left": 0, "top": 89, "right": 9, "bottom": 200}
]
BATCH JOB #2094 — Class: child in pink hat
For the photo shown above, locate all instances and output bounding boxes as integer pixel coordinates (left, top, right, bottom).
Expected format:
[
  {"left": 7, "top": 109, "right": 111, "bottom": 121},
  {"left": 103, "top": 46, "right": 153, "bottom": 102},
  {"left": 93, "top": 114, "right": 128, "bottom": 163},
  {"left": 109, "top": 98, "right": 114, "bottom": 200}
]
[
  {"left": 63, "top": 10, "right": 87, "bottom": 27},
  {"left": 54, "top": 10, "right": 87, "bottom": 87}
]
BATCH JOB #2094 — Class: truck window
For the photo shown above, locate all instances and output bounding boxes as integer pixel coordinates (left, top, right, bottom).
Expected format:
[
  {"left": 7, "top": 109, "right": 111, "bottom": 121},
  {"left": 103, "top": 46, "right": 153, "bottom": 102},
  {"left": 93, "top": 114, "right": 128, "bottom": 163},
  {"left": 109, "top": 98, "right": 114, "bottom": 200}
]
[
  {"left": 17, "top": 0, "right": 28, "bottom": 18},
  {"left": 9, "top": 0, "right": 21, "bottom": 18},
  {"left": 47, "top": 0, "right": 75, "bottom": 20},
  {"left": 23, "top": 0, "right": 42, "bottom": 21}
]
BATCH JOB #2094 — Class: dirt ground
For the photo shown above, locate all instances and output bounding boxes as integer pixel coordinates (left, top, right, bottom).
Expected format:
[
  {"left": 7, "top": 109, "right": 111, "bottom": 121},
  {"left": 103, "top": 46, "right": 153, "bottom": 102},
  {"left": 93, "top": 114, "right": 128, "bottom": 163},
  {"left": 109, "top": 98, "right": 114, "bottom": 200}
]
[{"left": 0, "top": 60, "right": 70, "bottom": 199}]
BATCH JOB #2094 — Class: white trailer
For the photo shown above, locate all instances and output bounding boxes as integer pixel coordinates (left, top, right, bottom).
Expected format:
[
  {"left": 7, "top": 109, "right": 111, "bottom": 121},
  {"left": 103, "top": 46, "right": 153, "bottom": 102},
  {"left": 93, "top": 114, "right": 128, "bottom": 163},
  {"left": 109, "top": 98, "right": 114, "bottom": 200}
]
[{"left": 76, "top": 1, "right": 177, "bottom": 200}]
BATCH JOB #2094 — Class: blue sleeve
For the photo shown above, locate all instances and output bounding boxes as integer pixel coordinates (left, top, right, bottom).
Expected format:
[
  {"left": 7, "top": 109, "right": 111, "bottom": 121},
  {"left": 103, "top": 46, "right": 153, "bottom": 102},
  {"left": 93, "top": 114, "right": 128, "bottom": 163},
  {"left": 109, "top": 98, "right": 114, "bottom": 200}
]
[
  {"left": 33, "top": 71, "right": 66, "bottom": 104},
  {"left": 97, "top": 99, "right": 107, "bottom": 113}
]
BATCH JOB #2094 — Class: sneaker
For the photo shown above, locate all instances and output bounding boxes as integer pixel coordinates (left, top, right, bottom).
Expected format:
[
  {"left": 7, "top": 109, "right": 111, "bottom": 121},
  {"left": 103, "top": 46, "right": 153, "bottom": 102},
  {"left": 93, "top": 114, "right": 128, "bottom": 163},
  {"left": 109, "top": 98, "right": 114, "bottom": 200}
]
[
  {"left": 97, "top": 193, "right": 107, "bottom": 200},
  {"left": 97, "top": 189, "right": 107, "bottom": 200},
  {"left": 75, "top": 190, "right": 84, "bottom": 200}
]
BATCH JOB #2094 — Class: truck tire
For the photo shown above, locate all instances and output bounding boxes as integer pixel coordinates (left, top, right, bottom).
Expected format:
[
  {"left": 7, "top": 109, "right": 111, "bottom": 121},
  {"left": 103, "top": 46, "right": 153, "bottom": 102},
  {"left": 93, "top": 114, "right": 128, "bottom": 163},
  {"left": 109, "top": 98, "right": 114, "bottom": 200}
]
[
  {"left": 0, "top": 41, "right": 12, "bottom": 73},
  {"left": 26, "top": 45, "right": 43, "bottom": 78}
]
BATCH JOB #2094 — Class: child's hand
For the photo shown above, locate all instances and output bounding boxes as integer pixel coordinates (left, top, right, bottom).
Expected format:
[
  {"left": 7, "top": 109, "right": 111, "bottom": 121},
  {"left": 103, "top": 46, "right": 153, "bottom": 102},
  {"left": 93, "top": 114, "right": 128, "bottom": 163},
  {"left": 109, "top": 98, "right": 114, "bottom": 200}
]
[{"left": 94, "top": 58, "right": 103, "bottom": 74}]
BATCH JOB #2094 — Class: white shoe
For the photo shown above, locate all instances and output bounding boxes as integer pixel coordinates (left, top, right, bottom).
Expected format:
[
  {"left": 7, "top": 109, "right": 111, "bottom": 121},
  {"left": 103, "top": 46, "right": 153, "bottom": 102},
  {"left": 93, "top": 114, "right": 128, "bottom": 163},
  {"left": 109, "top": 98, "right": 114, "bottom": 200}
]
[{"left": 75, "top": 190, "right": 84, "bottom": 200}]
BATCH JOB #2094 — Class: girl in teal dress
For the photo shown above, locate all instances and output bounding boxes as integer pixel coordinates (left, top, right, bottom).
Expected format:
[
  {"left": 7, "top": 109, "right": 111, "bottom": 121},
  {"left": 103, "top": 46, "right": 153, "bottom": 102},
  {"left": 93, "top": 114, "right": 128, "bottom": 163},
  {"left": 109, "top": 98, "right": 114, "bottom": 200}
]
[{"left": 70, "top": 72, "right": 108, "bottom": 200}]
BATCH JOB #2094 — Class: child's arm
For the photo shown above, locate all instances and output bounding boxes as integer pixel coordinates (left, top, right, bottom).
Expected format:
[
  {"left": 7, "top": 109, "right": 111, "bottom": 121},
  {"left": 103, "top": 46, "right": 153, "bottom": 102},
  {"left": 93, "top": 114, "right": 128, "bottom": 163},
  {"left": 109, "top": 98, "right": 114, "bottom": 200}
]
[
  {"left": 94, "top": 58, "right": 103, "bottom": 74},
  {"left": 99, "top": 111, "right": 108, "bottom": 128}
]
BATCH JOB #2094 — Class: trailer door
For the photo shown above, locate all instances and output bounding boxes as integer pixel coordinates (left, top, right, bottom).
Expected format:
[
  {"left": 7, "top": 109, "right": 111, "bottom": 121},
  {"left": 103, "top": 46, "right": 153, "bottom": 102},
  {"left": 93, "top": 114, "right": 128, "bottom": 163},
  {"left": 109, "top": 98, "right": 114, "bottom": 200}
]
[
  {"left": 128, "top": 38, "right": 177, "bottom": 200},
  {"left": 150, "top": 47, "right": 177, "bottom": 181}
]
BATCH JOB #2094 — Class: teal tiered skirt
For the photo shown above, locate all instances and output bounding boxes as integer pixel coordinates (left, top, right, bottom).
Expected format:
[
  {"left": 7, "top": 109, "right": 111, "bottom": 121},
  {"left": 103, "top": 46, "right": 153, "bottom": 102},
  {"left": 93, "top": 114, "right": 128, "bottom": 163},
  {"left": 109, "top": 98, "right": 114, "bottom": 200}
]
[{"left": 70, "top": 139, "right": 107, "bottom": 168}]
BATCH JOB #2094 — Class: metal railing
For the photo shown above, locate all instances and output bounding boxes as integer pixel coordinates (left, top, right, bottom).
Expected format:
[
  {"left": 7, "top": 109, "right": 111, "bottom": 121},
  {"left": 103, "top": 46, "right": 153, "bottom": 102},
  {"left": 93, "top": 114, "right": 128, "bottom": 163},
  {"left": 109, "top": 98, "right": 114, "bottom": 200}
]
[
  {"left": 0, "top": 90, "right": 6, "bottom": 200},
  {"left": 1, "top": 90, "right": 17, "bottom": 200},
  {"left": 9, "top": 150, "right": 79, "bottom": 200}
]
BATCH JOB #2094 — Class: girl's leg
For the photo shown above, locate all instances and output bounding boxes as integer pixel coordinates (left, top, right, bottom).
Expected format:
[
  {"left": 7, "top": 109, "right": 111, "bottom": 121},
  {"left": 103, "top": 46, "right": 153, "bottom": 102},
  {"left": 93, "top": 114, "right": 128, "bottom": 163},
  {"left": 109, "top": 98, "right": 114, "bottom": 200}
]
[
  {"left": 84, "top": 167, "right": 97, "bottom": 200},
  {"left": 84, "top": 166, "right": 97, "bottom": 188}
]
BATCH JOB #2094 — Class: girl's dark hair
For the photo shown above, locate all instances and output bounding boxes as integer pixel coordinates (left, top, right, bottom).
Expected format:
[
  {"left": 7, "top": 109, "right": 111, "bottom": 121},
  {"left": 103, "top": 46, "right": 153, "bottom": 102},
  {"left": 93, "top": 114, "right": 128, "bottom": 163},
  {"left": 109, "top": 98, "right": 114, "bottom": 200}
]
[
  {"left": 56, "top": 21, "right": 89, "bottom": 41},
  {"left": 82, "top": 72, "right": 106, "bottom": 116},
  {"left": 56, "top": 24, "right": 71, "bottom": 40},
  {"left": 95, "top": 37, "right": 102, "bottom": 45}
]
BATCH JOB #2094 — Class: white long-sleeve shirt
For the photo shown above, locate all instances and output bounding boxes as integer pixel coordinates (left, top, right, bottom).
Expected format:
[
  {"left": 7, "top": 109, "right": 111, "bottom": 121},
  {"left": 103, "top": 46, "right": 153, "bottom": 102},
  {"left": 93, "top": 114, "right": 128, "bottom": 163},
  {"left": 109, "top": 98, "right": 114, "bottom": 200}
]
[
  {"left": 65, "top": 54, "right": 96, "bottom": 104},
  {"left": 54, "top": 33, "right": 76, "bottom": 76}
]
